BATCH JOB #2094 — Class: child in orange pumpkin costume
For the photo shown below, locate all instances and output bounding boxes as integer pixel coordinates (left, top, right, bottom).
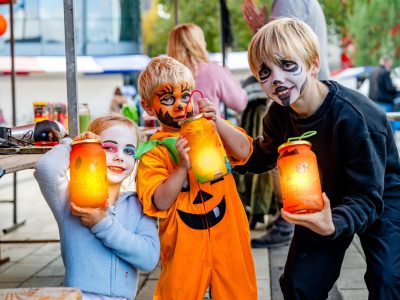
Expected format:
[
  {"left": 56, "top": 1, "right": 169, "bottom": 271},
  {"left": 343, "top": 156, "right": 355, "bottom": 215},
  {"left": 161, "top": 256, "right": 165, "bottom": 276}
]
[{"left": 136, "top": 56, "right": 257, "bottom": 300}]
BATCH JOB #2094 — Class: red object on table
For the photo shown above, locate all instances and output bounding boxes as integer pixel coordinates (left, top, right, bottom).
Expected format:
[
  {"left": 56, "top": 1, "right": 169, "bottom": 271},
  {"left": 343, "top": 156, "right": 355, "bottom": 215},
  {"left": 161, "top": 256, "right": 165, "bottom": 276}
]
[{"left": 34, "top": 141, "right": 59, "bottom": 146}]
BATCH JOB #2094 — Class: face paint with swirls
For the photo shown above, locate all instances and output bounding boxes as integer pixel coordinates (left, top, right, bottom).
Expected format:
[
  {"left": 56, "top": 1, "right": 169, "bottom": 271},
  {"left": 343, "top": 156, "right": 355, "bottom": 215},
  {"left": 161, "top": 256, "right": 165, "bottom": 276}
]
[
  {"left": 99, "top": 125, "right": 137, "bottom": 184},
  {"left": 152, "top": 82, "right": 193, "bottom": 131},
  {"left": 258, "top": 55, "right": 308, "bottom": 106}
]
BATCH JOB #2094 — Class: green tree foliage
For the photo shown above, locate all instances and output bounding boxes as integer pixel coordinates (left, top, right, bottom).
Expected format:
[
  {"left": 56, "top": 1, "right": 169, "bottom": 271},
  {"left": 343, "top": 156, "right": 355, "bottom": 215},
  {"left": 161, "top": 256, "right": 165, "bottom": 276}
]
[
  {"left": 142, "top": 0, "right": 269, "bottom": 57},
  {"left": 318, "top": 0, "right": 356, "bottom": 39},
  {"left": 143, "top": 1, "right": 400, "bottom": 66},
  {"left": 346, "top": 0, "right": 400, "bottom": 65}
]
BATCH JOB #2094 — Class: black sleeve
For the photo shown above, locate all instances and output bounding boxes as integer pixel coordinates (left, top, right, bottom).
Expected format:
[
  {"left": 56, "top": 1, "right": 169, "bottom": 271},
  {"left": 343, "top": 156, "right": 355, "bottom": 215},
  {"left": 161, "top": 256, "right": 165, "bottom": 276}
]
[
  {"left": 330, "top": 117, "right": 386, "bottom": 238},
  {"left": 383, "top": 71, "right": 397, "bottom": 95},
  {"left": 234, "top": 109, "right": 280, "bottom": 174}
]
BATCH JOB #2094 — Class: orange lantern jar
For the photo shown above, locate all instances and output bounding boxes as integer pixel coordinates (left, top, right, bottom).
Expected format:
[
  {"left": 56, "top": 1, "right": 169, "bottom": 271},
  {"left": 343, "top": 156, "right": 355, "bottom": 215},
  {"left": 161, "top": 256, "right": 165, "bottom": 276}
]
[
  {"left": 277, "top": 131, "right": 323, "bottom": 214},
  {"left": 179, "top": 114, "right": 231, "bottom": 183},
  {"left": 70, "top": 139, "right": 108, "bottom": 208},
  {"left": 0, "top": 14, "right": 7, "bottom": 36}
]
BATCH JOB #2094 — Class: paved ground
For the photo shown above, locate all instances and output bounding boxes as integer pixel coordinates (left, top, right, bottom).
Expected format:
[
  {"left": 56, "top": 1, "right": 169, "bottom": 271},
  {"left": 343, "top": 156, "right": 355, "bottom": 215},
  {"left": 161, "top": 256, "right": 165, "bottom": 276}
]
[{"left": 0, "top": 170, "right": 368, "bottom": 299}]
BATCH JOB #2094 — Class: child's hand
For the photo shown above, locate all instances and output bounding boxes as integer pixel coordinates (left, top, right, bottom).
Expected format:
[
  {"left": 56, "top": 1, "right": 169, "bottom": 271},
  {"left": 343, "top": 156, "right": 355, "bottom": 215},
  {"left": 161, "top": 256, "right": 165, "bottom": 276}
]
[
  {"left": 198, "top": 98, "right": 217, "bottom": 122},
  {"left": 71, "top": 202, "right": 109, "bottom": 228},
  {"left": 176, "top": 135, "right": 191, "bottom": 170},
  {"left": 73, "top": 131, "right": 99, "bottom": 141},
  {"left": 280, "top": 193, "right": 336, "bottom": 236}
]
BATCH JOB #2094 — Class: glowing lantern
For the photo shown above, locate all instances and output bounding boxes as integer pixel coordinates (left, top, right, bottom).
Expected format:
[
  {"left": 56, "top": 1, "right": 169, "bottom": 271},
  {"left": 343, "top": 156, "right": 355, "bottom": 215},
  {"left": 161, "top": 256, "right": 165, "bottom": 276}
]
[
  {"left": 179, "top": 114, "right": 231, "bottom": 183},
  {"left": 277, "top": 131, "right": 323, "bottom": 214},
  {"left": 0, "top": 14, "right": 7, "bottom": 36},
  {"left": 70, "top": 139, "right": 108, "bottom": 208}
]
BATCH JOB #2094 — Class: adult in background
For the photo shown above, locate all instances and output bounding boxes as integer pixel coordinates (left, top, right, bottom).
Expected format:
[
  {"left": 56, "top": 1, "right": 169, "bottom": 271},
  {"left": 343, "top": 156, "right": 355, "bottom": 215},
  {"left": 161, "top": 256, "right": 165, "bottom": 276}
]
[
  {"left": 241, "top": 0, "right": 330, "bottom": 249},
  {"left": 109, "top": 87, "right": 128, "bottom": 114},
  {"left": 167, "top": 23, "right": 247, "bottom": 116},
  {"left": 369, "top": 54, "right": 399, "bottom": 112}
]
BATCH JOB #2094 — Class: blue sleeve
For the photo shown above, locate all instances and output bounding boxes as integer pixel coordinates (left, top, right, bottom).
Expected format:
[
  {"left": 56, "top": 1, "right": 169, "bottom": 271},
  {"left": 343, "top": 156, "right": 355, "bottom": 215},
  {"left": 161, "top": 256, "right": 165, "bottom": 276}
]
[
  {"left": 33, "top": 138, "right": 72, "bottom": 220},
  {"left": 91, "top": 208, "right": 160, "bottom": 272}
]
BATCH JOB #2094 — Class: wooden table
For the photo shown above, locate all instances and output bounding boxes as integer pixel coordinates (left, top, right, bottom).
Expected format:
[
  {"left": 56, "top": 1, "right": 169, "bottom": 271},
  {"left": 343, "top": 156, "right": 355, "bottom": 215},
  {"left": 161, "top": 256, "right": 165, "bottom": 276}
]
[{"left": 0, "top": 153, "right": 45, "bottom": 178}]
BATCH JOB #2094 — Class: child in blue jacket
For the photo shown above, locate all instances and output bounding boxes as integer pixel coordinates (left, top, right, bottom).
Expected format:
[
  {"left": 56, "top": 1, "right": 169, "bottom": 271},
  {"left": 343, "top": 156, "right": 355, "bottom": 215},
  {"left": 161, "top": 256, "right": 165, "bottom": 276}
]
[{"left": 34, "top": 114, "right": 160, "bottom": 300}]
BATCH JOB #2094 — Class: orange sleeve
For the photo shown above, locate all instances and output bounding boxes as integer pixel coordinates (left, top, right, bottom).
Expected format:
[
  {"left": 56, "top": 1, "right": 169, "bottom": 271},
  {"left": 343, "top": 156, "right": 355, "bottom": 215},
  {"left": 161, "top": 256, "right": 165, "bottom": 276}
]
[
  {"left": 224, "top": 123, "right": 253, "bottom": 167},
  {"left": 136, "top": 147, "right": 172, "bottom": 219}
]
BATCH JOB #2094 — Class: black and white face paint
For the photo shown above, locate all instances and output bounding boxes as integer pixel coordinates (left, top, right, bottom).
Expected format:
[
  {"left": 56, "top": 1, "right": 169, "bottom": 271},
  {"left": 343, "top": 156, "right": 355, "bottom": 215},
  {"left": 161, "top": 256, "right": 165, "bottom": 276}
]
[{"left": 258, "top": 55, "right": 308, "bottom": 106}]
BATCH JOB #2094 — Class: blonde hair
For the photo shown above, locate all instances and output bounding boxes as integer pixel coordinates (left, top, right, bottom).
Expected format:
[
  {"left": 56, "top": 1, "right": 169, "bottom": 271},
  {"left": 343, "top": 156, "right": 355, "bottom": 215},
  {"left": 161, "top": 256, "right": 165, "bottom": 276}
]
[
  {"left": 167, "top": 23, "right": 209, "bottom": 76},
  {"left": 87, "top": 113, "right": 141, "bottom": 147},
  {"left": 138, "top": 56, "right": 195, "bottom": 106},
  {"left": 248, "top": 17, "right": 320, "bottom": 81}
]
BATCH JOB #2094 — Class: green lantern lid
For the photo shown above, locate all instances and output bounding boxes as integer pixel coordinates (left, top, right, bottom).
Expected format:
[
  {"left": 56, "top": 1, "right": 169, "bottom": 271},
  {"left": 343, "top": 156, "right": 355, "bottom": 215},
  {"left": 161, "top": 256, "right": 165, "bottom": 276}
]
[{"left": 277, "top": 131, "right": 316, "bottom": 152}]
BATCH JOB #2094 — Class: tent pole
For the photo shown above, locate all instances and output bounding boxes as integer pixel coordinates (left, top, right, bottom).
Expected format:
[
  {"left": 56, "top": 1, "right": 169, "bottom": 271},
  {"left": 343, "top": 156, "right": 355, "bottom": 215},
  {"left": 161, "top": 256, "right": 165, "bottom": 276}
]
[
  {"left": 63, "top": 0, "right": 79, "bottom": 138},
  {"left": 174, "top": 0, "right": 179, "bottom": 25}
]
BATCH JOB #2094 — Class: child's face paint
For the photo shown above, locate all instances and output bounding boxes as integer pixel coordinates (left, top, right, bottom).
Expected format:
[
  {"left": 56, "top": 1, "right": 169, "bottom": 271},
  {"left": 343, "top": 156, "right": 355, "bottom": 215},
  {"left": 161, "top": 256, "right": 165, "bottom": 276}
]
[
  {"left": 152, "top": 82, "right": 194, "bottom": 131},
  {"left": 99, "top": 125, "right": 137, "bottom": 184},
  {"left": 258, "top": 55, "right": 308, "bottom": 106}
]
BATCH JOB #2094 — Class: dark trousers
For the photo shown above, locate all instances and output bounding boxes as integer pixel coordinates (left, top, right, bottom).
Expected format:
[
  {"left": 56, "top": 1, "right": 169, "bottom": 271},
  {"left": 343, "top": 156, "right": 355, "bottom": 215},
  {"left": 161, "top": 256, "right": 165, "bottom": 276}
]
[{"left": 279, "top": 208, "right": 400, "bottom": 300}]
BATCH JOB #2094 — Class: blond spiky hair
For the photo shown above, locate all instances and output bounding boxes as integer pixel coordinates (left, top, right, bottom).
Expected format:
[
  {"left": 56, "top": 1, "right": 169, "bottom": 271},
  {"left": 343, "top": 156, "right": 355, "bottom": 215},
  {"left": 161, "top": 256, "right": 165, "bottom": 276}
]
[
  {"left": 138, "top": 56, "right": 195, "bottom": 106},
  {"left": 248, "top": 17, "right": 320, "bottom": 81}
]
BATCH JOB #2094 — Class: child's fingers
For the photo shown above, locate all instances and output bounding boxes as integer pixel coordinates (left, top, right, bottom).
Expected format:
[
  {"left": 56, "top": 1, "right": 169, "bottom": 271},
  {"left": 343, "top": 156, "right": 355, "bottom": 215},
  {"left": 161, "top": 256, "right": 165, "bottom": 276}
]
[
  {"left": 176, "top": 137, "right": 189, "bottom": 150},
  {"left": 71, "top": 203, "right": 90, "bottom": 215},
  {"left": 322, "top": 192, "right": 331, "bottom": 210},
  {"left": 203, "top": 112, "right": 217, "bottom": 121},
  {"left": 198, "top": 98, "right": 214, "bottom": 109},
  {"left": 73, "top": 131, "right": 98, "bottom": 141}
]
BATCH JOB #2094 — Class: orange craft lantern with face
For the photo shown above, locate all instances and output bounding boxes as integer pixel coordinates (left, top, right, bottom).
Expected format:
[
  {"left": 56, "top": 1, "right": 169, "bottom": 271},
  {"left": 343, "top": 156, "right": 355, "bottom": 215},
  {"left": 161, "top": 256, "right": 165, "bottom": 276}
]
[
  {"left": 70, "top": 139, "right": 108, "bottom": 208},
  {"left": 179, "top": 113, "right": 231, "bottom": 183},
  {"left": 277, "top": 131, "right": 323, "bottom": 214},
  {"left": 0, "top": 14, "right": 7, "bottom": 36}
]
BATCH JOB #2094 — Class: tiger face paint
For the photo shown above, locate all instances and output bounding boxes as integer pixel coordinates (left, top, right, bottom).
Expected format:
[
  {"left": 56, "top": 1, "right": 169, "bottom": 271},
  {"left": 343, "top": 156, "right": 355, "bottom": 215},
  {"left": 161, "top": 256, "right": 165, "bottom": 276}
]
[{"left": 152, "top": 82, "right": 194, "bottom": 131}]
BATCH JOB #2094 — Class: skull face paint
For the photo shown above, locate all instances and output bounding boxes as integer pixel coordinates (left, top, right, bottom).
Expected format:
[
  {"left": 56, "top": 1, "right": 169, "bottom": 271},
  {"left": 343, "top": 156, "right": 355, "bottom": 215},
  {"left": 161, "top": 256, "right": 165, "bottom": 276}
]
[
  {"left": 258, "top": 55, "right": 308, "bottom": 106},
  {"left": 153, "top": 82, "right": 194, "bottom": 130},
  {"left": 99, "top": 125, "right": 137, "bottom": 184}
]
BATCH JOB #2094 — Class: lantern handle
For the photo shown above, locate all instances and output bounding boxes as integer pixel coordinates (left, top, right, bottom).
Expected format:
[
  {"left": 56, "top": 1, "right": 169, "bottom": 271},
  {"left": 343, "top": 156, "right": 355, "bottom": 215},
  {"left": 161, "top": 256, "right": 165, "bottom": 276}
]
[
  {"left": 287, "top": 131, "right": 317, "bottom": 142},
  {"left": 184, "top": 89, "right": 204, "bottom": 120}
]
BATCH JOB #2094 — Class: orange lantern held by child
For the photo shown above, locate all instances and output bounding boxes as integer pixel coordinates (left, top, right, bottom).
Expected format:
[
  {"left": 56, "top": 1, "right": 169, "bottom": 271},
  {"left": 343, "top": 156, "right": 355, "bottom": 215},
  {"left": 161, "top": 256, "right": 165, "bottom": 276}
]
[
  {"left": 179, "top": 90, "right": 231, "bottom": 183},
  {"left": 0, "top": 14, "right": 7, "bottom": 36},
  {"left": 277, "top": 131, "right": 323, "bottom": 214},
  {"left": 70, "top": 139, "right": 108, "bottom": 208},
  {"left": 179, "top": 113, "right": 230, "bottom": 183}
]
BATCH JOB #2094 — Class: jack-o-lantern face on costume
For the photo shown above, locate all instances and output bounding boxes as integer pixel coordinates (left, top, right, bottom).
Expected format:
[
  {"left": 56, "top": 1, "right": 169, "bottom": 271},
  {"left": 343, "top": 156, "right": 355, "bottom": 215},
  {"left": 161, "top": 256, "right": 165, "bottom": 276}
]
[
  {"left": 151, "top": 82, "right": 194, "bottom": 132},
  {"left": 177, "top": 180, "right": 227, "bottom": 230}
]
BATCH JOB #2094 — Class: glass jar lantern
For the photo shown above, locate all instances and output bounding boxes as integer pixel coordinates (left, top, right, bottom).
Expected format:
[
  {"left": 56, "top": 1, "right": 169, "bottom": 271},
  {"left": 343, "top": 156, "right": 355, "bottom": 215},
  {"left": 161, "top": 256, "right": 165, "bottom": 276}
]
[
  {"left": 277, "top": 134, "right": 323, "bottom": 214},
  {"left": 70, "top": 139, "right": 108, "bottom": 207},
  {"left": 179, "top": 114, "right": 231, "bottom": 183}
]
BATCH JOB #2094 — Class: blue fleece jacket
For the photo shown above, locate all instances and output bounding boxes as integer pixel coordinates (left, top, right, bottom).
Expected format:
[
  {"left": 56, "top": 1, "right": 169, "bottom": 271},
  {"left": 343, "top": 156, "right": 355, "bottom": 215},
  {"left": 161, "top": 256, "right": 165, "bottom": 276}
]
[{"left": 34, "top": 139, "right": 160, "bottom": 299}]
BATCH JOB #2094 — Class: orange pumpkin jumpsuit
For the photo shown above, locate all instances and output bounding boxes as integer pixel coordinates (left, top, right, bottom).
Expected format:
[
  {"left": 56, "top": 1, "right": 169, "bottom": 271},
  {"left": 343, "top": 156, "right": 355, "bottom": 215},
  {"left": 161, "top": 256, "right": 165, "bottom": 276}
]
[{"left": 137, "top": 129, "right": 257, "bottom": 300}]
